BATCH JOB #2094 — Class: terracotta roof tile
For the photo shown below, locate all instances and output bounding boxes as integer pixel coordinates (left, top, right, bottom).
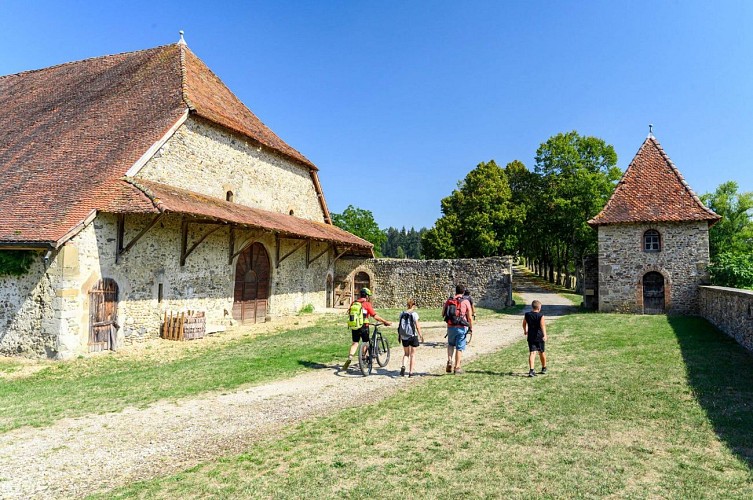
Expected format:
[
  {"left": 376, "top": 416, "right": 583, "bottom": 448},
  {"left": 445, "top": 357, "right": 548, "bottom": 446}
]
[
  {"left": 109, "top": 178, "right": 372, "bottom": 255},
  {"left": 588, "top": 136, "right": 720, "bottom": 227},
  {"left": 0, "top": 43, "right": 321, "bottom": 247}
]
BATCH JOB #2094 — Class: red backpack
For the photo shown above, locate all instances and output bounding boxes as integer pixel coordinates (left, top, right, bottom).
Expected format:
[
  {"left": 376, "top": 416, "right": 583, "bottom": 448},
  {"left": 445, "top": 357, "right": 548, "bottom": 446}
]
[{"left": 443, "top": 297, "right": 469, "bottom": 327}]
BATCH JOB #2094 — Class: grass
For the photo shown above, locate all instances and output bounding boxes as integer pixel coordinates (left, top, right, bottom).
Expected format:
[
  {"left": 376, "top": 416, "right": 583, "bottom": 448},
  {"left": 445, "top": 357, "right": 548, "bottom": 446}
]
[
  {"left": 97, "top": 313, "right": 753, "bottom": 499},
  {"left": 0, "top": 306, "right": 517, "bottom": 434}
]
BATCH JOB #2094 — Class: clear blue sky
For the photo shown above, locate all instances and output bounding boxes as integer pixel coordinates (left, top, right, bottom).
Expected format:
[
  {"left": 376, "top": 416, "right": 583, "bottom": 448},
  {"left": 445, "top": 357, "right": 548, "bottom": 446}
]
[{"left": 2, "top": 1, "right": 752, "bottom": 229}]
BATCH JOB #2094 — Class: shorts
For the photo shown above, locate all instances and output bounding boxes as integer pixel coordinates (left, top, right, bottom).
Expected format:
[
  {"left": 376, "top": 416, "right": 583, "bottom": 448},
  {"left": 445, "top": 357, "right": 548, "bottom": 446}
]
[
  {"left": 352, "top": 326, "right": 369, "bottom": 343},
  {"left": 401, "top": 336, "right": 420, "bottom": 348},
  {"left": 528, "top": 340, "right": 545, "bottom": 352},
  {"left": 447, "top": 327, "right": 468, "bottom": 352}
]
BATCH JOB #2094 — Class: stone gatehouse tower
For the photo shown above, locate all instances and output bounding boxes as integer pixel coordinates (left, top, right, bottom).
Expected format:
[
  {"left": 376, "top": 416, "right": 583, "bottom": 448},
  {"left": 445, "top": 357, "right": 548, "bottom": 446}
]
[
  {"left": 0, "top": 40, "right": 372, "bottom": 358},
  {"left": 587, "top": 133, "right": 720, "bottom": 315}
]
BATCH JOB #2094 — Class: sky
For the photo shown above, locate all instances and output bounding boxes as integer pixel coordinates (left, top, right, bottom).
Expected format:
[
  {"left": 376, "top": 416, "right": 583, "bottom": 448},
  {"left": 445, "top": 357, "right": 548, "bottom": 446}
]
[{"left": 2, "top": 1, "right": 752, "bottom": 230}]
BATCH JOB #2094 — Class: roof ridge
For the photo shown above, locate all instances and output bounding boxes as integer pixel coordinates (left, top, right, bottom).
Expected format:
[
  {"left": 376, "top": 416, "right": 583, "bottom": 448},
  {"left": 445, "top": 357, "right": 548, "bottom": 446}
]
[
  {"left": 648, "top": 136, "right": 719, "bottom": 218},
  {"left": 0, "top": 43, "right": 178, "bottom": 81},
  {"left": 178, "top": 43, "right": 196, "bottom": 111}
]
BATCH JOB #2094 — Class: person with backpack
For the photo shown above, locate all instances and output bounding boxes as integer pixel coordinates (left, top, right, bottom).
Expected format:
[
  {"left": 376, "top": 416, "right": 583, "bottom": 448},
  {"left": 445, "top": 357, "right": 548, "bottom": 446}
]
[
  {"left": 462, "top": 287, "right": 477, "bottom": 321},
  {"left": 398, "top": 298, "right": 423, "bottom": 377},
  {"left": 523, "top": 299, "right": 548, "bottom": 377},
  {"left": 342, "top": 287, "right": 392, "bottom": 371},
  {"left": 443, "top": 284, "right": 473, "bottom": 375}
]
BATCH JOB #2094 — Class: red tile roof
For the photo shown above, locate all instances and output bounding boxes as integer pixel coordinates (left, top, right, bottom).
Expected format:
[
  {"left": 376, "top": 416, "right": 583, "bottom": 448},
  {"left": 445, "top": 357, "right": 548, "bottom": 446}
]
[
  {"left": 107, "top": 178, "right": 373, "bottom": 255},
  {"left": 588, "top": 136, "right": 720, "bottom": 227},
  {"left": 0, "top": 43, "right": 324, "bottom": 248}
]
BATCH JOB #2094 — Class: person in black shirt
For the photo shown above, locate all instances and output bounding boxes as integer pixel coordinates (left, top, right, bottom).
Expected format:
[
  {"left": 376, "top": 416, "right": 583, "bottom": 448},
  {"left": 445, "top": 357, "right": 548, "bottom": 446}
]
[{"left": 523, "top": 300, "right": 547, "bottom": 377}]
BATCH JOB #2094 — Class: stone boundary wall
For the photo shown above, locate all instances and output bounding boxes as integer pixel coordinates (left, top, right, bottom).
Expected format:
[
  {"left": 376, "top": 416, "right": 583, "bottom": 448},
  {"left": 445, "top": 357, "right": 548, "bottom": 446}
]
[
  {"left": 337, "top": 257, "right": 513, "bottom": 309},
  {"left": 699, "top": 286, "right": 753, "bottom": 352}
]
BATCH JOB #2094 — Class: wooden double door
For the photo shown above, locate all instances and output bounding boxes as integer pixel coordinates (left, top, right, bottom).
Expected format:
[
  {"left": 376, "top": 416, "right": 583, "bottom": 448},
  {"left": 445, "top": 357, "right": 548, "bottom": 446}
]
[
  {"left": 89, "top": 278, "right": 118, "bottom": 352},
  {"left": 642, "top": 272, "right": 665, "bottom": 314},
  {"left": 233, "top": 243, "right": 270, "bottom": 323}
]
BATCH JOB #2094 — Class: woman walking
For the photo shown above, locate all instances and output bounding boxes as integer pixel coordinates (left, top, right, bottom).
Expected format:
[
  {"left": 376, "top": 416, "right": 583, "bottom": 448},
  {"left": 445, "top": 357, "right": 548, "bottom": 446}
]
[{"left": 398, "top": 298, "right": 423, "bottom": 377}]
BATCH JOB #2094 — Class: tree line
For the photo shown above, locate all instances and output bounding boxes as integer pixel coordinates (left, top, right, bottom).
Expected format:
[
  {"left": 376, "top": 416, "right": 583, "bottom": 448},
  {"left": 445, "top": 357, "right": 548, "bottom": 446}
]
[{"left": 331, "top": 130, "right": 752, "bottom": 288}]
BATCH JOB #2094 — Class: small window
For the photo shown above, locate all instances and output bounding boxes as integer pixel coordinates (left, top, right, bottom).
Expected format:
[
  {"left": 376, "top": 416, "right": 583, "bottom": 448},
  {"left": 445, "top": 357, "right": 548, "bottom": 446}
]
[
  {"left": 289, "top": 209, "right": 295, "bottom": 216},
  {"left": 644, "top": 230, "right": 661, "bottom": 252},
  {"left": 158, "top": 283, "right": 164, "bottom": 303},
  {"left": 226, "top": 191, "right": 234, "bottom": 202}
]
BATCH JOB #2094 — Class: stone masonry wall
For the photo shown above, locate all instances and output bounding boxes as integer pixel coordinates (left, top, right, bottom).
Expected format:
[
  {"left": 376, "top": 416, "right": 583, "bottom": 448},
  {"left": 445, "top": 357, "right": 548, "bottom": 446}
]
[
  {"left": 137, "top": 117, "right": 324, "bottom": 222},
  {"left": 598, "top": 221, "right": 710, "bottom": 315},
  {"left": 0, "top": 258, "right": 56, "bottom": 357},
  {"left": 700, "top": 286, "right": 753, "bottom": 352},
  {"left": 336, "top": 257, "right": 513, "bottom": 309}
]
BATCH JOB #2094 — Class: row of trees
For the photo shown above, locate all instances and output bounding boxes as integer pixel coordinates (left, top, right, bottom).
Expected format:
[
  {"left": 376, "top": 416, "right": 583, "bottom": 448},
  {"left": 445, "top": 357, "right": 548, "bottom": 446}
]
[
  {"left": 422, "top": 131, "right": 622, "bottom": 287},
  {"left": 331, "top": 131, "right": 751, "bottom": 289}
]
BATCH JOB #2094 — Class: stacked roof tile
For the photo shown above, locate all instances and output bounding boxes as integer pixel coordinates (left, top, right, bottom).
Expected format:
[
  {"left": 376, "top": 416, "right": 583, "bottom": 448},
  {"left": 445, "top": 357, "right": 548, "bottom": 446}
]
[
  {"left": 588, "top": 136, "right": 720, "bottom": 227},
  {"left": 0, "top": 43, "right": 358, "bottom": 251}
]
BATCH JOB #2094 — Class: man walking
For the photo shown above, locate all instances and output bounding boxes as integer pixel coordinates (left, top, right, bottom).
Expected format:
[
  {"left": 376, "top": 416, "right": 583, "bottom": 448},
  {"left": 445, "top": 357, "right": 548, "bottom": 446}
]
[
  {"left": 443, "top": 284, "right": 473, "bottom": 374},
  {"left": 342, "top": 287, "right": 392, "bottom": 371}
]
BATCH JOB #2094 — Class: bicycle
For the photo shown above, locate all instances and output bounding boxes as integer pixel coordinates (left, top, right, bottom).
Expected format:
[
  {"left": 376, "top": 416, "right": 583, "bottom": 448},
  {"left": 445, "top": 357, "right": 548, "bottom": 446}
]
[{"left": 357, "top": 322, "right": 391, "bottom": 376}]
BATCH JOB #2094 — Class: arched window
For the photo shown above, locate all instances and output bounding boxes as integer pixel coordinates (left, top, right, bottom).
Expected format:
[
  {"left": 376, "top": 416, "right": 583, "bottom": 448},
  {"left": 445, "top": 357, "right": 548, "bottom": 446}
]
[
  {"left": 644, "top": 230, "right": 661, "bottom": 252},
  {"left": 226, "top": 191, "right": 234, "bottom": 202}
]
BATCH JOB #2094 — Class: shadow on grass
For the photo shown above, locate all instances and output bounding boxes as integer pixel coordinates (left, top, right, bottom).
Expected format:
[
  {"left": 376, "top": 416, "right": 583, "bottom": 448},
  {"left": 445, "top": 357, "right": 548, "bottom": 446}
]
[
  {"left": 670, "top": 316, "right": 753, "bottom": 469},
  {"left": 465, "top": 369, "right": 532, "bottom": 377},
  {"left": 297, "top": 360, "right": 335, "bottom": 370}
]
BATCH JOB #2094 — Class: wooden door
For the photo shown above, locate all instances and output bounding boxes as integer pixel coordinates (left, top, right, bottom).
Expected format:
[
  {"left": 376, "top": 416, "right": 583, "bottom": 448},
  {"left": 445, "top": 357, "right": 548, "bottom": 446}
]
[
  {"left": 89, "top": 278, "right": 118, "bottom": 352},
  {"left": 354, "top": 271, "right": 370, "bottom": 295},
  {"left": 643, "top": 272, "right": 665, "bottom": 314},
  {"left": 233, "top": 242, "right": 270, "bottom": 323}
]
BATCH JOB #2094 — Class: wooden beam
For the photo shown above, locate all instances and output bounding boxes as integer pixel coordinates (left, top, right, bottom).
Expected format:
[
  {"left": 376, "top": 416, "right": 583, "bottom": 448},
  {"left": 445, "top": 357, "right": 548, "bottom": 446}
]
[
  {"left": 306, "top": 240, "right": 311, "bottom": 269},
  {"left": 180, "top": 218, "right": 188, "bottom": 266},
  {"left": 276, "top": 233, "right": 280, "bottom": 269},
  {"left": 228, "top": 226, "right": 236, "bottom": 265},
  {"left": 333, "top": 246, "right": 351, "bottom": 264},
  {"left": 182, "top": 225, "right": 223, "bottom": 265},
  {"left": 119, "top": 213, "right": 164, "bottom": 257},
  {"left": 277, "top": 239, "right": 307, "bottom": 268},
  {"left": 308, "top": 242, "right": 331, "bottom": 267},
  {"left": 115, "top": 214, "right": 125, "bottom": 264}
]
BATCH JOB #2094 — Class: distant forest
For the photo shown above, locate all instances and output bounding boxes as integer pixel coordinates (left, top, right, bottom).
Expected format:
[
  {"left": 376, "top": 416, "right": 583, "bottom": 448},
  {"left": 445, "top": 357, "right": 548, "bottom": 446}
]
[{"left": 381, "top": 227, "right": 427, "bottom": 259}]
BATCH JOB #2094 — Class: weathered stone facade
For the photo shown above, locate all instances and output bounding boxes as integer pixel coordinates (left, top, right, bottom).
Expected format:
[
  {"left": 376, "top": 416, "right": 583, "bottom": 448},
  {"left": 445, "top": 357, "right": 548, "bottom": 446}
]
[
  {"left": 699, "top": 286, "right": 753, "bottom": 352},
  {"left": 335, "top": 257, "right": 513, "bottom": 309},
  {"left": 597, "top": 222, "right": 711, "bottom": 314},
  {"left": 138, "top": 118, "right": 324, "bottom": 221},
  {"left": 0, "top": 118, "right": 340, "bottom": 359}
]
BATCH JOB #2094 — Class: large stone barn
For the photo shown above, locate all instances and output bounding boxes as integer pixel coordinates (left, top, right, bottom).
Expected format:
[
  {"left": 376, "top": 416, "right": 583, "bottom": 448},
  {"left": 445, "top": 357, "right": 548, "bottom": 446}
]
[
  {"left": 587, "top": 133, "right": 720, "bottom": 315},
  {"left": 0, "top": 39, "right": 373, "bottom": 358}
]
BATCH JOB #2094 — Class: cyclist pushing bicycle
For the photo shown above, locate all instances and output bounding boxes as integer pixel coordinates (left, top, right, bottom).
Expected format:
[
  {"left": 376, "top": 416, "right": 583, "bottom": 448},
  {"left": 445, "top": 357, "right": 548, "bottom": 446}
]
[{"left": 342, "top": 287, "right": 392, "bottom": 371}]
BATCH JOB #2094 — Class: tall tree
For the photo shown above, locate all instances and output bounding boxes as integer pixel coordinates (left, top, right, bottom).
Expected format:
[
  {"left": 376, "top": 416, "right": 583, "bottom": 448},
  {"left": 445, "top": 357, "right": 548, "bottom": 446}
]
[
  {"left": 701, "top": 181, "right": 753, "bottom": 257},
  {"left": 532, "top": 131, "right": 620, "bottom": 282},
  {"left": 423, "top": 160, "right": 523, "bottom": 258},
  {"left": 331, "top": 205, "right": 386, "bottom": 256}
]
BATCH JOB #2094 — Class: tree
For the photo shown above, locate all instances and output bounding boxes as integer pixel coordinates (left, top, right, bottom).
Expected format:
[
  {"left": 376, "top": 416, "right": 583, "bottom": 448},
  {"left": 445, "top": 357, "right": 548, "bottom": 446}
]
[
  {"left": 331, "top": 205, "right": 386, "bottom": 256},
  {"left": 531, "top": 131, "right": 620, "bottom": 283},
  {"left": 423, "top": 160, "right": 523, "bottom": 258},
  {"left": 701, "top": 181, "right": 753, "bottom": 258}
]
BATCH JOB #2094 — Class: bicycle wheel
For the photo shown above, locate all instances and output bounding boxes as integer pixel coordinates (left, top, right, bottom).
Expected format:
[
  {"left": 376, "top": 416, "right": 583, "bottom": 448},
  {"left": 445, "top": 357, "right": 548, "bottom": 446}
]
[
  {"left": 358, "top": 339, "right": 372, "bottom": 376},
  {"left": 375, "top": 331, "right": 391, "bottom": 367}
]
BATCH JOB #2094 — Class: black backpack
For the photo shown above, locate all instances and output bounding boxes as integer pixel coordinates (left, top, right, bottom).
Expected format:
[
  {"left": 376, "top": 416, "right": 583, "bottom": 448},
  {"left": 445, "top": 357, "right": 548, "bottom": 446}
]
[{"left": 443, "top": 297, "right": 469, "bottom": 327}]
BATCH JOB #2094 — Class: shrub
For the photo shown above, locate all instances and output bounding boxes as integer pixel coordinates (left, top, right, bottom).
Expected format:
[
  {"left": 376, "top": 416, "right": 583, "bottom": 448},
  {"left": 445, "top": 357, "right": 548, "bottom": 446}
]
[
  {"left": 298, "top": 303, "right": 315, "bottom": 315},
  {"left": 0, "top": 250, "right": 36, "bottom": 276},
  {"left": 708, "top": 252, "right": 753, "bottom": 289}
]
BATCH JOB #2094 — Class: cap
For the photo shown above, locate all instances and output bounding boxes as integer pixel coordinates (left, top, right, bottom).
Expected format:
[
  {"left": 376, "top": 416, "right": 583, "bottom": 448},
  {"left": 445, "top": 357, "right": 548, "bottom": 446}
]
[{"left": 360, "top": 287, "right": 372, "bottom": 297}]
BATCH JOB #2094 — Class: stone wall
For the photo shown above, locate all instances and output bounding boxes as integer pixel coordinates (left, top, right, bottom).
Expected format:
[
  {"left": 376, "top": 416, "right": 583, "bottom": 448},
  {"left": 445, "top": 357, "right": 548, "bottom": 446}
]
[
  {"left": 137, "top": 117, "right": 324, "bottom": 222},
  {"left": 699, "top": 286, "right": 753, "bottom": 352},
  {"left": 582, "top": 255, "right": 598, "bottom": 310},
  {"left": 597, "top": 221, "right": 711, "bottom": 314},
  {"left": 0, "top": 258, "right": 56, "bottom": 357},
  {"left": 335, "top": 256, "right": 513, "bottom": 309}
]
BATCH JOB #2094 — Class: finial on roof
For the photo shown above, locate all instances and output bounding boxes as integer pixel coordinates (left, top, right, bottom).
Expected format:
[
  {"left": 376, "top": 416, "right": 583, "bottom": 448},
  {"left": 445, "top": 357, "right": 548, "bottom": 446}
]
[
  {"left": 648, "top": 124, "right": 654, "bottom": 138},
  {"left": 178, "top": 30, "right": 186, "bottom": 46}
]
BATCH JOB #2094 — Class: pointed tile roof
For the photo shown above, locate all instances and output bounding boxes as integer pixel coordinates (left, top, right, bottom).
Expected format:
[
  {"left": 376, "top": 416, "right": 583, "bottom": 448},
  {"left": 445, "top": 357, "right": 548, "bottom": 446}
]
[
  {"left": 0, "top": 43, "right": 325, "bottom": 248},
  {"left": 588, "top": 135, "right": 720, "bottom": 227}
]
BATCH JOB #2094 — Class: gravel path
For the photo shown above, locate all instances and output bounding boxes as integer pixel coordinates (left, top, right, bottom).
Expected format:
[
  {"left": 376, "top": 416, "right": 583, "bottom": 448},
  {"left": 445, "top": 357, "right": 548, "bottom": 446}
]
[{"left": 0, "top": 271, "right": 575, "bottom": 499}]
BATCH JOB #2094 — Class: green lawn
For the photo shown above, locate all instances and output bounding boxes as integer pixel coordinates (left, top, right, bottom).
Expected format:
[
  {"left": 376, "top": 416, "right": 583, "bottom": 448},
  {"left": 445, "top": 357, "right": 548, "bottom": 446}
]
[
  {"left": 98, "top": 314, "right": 753, "bottom": 499},
  {"left": 0, "top": 306, "right": 515, "bottom": 434}
]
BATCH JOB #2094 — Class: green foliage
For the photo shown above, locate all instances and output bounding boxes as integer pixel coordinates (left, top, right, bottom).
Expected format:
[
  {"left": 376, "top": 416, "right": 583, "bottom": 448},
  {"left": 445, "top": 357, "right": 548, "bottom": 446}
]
[
  {"left": 330, "top": 205, "right": 387, "bottom": 256},
  {"left": 0, "top": 250, "right": 36, "bottom": 276},
  {"left": 422, "top": 160, "right": 524, "bottom": 258},
  {"left": 298, "top": 304, "right": 315, "bottom": 315},
  {"left": 708, "top": 252, "right": 753, "bottom": 289},
  {"left": 382, "top": 226, "right": 426, "bottom": 258},
  {"left": 701, "top": 181, "right": 753, "bottom": 258}
]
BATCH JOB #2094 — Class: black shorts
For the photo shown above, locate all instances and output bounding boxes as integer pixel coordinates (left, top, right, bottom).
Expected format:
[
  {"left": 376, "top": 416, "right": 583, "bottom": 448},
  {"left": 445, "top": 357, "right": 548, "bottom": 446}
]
[
  {"left": 352, "top": 326, "right": 369, "bottom": 343},
  {"left": 401, "top": 336, "right": 420, "bottom": 348},
  {"left": 528, "top": 340, "right": 545, "bottom": 352}
]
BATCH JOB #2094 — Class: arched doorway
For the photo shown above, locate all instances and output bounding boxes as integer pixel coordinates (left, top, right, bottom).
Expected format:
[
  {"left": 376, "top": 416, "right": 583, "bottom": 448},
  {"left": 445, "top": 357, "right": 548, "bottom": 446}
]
[
  {"left": 354, "top": 271, "right": 370, "bottom": 295},
  {"left": 233, "top": 242, "right": 270, "bottom": 323},
  {"left": 89, "top": 278, "right": 119, "bottom": 352},
  {"left": 642, "top": 272, "right": 665, "bottom": 314}
]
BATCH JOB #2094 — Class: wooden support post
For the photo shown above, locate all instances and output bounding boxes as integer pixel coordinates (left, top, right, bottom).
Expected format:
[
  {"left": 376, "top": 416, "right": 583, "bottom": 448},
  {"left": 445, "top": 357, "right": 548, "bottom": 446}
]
[
  {"left": 120, "top": 213, "right": 164, "bottom": 256},
  {"left": 180, "top": 218, "right": 188, "bottom": 267},
  {"left": 308, "top": 243, "right": 331, "bottom": 267},
  {"left": 228, "top": 226, "right": 235, "bottom": 265},
  {"left": 116, "top": 214, "right": 125, "bottom": 264},
  {"left": 275, "top": 233, "right": 280, "bottom": 269},
  {"left": 306, "top": 240, "right": 311, "bottom": 269}
]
